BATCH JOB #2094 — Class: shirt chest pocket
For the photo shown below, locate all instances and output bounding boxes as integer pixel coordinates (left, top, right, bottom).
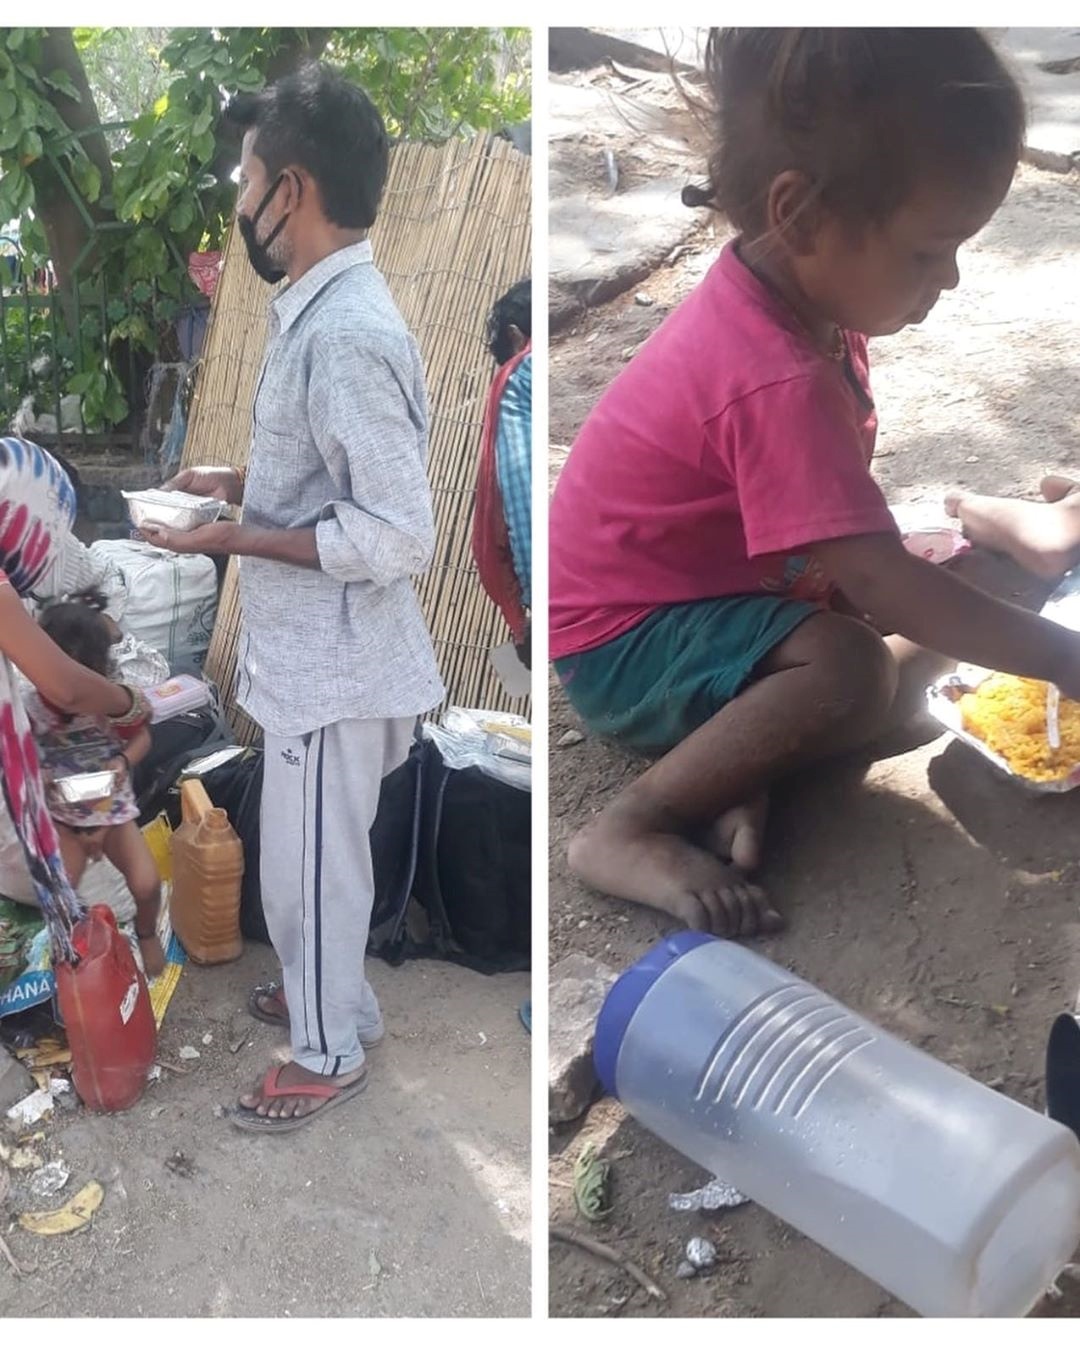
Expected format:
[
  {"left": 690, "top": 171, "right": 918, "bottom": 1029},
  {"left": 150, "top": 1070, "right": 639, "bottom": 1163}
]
[{"left": 245, "top": 424, "right": 314, "bottom": 519}]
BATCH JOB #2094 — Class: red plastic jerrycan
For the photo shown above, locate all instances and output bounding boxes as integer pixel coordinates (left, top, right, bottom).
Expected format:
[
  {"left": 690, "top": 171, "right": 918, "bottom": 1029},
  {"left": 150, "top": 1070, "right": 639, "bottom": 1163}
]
[{"left": 55, "top": 905, "right": 157, "bottom": 1112}]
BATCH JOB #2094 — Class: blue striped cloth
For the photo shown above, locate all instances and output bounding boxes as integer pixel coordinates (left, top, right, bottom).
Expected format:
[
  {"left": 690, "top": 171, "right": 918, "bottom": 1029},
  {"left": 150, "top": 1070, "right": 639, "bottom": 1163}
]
[{"left": 495, "top": 354, "right": 532, "bottom": 609}]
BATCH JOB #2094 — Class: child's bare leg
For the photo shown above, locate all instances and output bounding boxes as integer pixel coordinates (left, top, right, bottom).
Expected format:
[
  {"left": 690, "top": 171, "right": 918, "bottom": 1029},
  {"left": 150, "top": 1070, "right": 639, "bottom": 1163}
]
[
  {"left": 56, "top": 826, "right": 90, "bottom": 889},
  {"left": 945, "top": 480, "right": 1080, "bottom": 581},
  {"left": 104, "top": 823, "right": 165, "bottom": 978},
  {"left": 568, "top": 612, "right": 897, "bottom": 937}
]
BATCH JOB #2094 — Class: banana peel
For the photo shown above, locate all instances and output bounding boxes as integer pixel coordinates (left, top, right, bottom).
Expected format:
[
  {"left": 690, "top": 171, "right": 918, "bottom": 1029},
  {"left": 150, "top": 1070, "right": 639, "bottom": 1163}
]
[{"left": 18, "top": 1180, "right": 103, "bottom": 1236}]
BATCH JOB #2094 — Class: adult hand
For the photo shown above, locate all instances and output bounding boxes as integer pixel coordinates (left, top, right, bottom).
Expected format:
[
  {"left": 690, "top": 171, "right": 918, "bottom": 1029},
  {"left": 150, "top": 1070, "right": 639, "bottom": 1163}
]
[
  {"left": 164, "top": 465, "right": 244, "bottom": 507},
  {"left": 139, "top": 520, "right": 249, "bottom": 556}
]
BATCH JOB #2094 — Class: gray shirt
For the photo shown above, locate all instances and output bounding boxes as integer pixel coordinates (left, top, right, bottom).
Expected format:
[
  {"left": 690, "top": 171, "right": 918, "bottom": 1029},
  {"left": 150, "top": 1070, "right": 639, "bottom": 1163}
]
[{"left": 236, "top": 241, "right": 444, "bottom": 737}]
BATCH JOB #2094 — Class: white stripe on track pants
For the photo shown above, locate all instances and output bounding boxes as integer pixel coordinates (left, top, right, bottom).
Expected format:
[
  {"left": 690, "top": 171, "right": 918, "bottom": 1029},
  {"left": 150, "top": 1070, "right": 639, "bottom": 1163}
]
[{"left": 259, "top": 716, "right": 415, "bottom": 1076}]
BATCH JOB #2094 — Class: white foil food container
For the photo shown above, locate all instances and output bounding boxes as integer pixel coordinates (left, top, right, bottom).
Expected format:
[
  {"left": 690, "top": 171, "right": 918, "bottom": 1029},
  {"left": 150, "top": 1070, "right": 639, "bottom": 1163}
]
[
  {"left": 122, "top": 489, "right": 224, "bottom": 533},
  {"left": 52, "top": 770, "right": 116, "bottom": 805},
  {"left": 926, "top": 571, "right": 1080, "bottom": 794}
]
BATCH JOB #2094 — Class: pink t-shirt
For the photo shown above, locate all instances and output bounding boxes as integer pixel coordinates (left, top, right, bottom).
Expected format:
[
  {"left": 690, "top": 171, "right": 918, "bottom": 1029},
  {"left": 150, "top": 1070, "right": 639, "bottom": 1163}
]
[{"left": 549, "top": 243, "right": 898, "bottom": 660}]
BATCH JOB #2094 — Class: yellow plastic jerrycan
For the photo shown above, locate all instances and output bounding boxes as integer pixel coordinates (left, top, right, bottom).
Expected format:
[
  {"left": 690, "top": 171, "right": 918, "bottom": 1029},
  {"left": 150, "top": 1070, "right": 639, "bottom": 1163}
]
[{"left": 169, "top": 779, "right": 244, "bottom": 965}]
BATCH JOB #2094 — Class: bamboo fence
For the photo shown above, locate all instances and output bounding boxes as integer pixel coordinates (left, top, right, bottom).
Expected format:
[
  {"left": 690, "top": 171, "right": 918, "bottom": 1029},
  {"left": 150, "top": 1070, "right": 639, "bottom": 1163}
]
[{"left": 182, "top": 135, "right": 532, "bottom": 743}]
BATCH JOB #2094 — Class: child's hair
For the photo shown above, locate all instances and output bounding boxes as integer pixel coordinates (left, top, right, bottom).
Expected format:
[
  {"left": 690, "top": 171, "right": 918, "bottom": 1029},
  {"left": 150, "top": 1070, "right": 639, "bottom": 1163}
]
[
  {"left": 39, "top": 589, "right": 114, "bottom": 678},
  {"left": 487, "top": 279, "right": 531, "bottom": 366},
  {"left": 683, "top": 29, "right": 1026, "bottom": 241}
]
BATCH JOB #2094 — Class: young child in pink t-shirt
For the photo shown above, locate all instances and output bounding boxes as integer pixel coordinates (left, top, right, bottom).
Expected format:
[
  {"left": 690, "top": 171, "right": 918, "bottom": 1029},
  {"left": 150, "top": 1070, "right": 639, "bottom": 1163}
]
[{"left": 549, "top": 28, "right": 1080, "bottom": 937}]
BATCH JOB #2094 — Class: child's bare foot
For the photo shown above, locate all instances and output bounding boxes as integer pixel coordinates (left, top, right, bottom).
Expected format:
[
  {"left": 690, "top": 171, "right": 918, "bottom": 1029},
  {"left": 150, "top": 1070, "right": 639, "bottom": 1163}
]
[
  {"left": 702, "top": 793, "right": 769, "bottom": 872},
  {"left": 138, "top": 934, "right": 166, "bottom": 979},
  {"left": 945, "top": 483, "right": 1080, "bottom": 581},
  {"left": 569, "top": 810, "right": 783, "bottom": 938}
]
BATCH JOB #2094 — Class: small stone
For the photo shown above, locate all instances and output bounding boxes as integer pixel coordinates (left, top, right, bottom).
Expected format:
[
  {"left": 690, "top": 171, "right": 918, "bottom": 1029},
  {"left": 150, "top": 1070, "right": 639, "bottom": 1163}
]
[
  {"left": 634, "top": 292, "right": 654, "bottom": 307},
  {"left": 548, "top": 953, "right": 618, "bottom": 1124},
  {"left": 179, "top": 1046, "right": 200, "bottom": 1061},
  {"left": 202, "top": 1033, "right": 213, "bottom": 1046},
  {"left": 686, "top": 1236, "right": 717, "bottom": 1270},
  {"left": 675, "top": 1260, "right": 698, "bottom": 1280},
  {"left": 558, "top": 729, "right": 585, "bottom": 747},
  {"left": 212, "top": 1104, "right": 226, "bottom": 1119},
  {"left": 0, "top": 1045, "right": 34, "bottom": 1114},
  {"left": 369, "top": 1250, "right": 382, "bottom": 1278}
]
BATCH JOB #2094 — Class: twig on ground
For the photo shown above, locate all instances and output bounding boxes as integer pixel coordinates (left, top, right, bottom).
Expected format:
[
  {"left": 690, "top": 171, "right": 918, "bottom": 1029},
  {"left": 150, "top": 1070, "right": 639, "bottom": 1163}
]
[
  {"left": 551, "top": 1224, "right": 667, "bottom": 1301},
  {"left": 0, "top": 1229, "right": 25, "bottom": 1277}
]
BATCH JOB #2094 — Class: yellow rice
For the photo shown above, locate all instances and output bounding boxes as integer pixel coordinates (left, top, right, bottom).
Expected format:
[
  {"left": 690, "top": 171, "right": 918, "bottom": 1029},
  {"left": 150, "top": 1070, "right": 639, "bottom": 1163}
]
[{"left": 959, "top": 674, "right": 1080, "bottom": 782}]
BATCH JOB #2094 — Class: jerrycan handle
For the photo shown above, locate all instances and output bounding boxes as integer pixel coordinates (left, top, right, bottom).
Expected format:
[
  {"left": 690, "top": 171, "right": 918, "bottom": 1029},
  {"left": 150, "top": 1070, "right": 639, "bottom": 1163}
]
[{"left": 179, "top": 777, "right": 214, "bottom": 825}]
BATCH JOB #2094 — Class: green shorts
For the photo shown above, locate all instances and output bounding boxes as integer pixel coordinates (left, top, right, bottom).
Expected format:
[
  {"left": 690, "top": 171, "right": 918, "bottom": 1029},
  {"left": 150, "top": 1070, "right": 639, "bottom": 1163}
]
[{"left": 554, "top": 595, "right": 818, "bottom": 755}]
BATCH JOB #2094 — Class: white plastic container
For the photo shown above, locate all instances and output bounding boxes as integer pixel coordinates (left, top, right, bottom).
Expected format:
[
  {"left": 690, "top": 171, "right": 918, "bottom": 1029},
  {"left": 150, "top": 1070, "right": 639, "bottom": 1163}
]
[
  {"left": 144, "top": 675, "right": 212, "bottom": 723},
  {"left": 594, "top": 934, "right": 1080, "bottom": 1317}
]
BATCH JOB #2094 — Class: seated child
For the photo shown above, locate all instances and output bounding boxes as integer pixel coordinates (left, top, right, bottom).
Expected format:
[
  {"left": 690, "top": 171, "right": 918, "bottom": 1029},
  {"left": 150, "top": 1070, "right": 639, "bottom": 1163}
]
[
  {"left": 27, "top": 590, "right": 166, "bottom": 977},
  {"left": 549, "top": 28, "right": 1080, "bottom": 939},
  {"left": 946, "top": 476, "right": 1080, "bottom": 582}
]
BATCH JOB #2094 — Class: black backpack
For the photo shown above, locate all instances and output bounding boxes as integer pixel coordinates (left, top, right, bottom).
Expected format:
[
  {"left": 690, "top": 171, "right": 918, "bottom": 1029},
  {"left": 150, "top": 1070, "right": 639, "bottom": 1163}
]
[
  {"left": 133, "top": 705, "right": 235, "bottom": 827},
  {"left": 195, "top": 736, "right": 531, "bottom": 974}
]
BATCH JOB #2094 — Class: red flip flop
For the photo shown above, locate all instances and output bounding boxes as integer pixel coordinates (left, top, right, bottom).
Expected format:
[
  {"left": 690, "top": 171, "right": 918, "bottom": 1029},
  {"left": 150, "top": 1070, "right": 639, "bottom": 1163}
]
[{"left": 231, "top": 1063, "right": 369, "bottom": 1134}]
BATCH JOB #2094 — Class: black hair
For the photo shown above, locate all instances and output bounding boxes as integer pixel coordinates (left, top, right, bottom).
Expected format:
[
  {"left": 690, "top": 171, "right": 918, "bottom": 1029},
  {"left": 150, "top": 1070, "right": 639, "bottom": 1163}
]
[
  {"left": 487, "top": 279, "right": 531, "bottom": 366},
  {"left": 226, "top": 61, "right": 389, "bottom": 229},
  {"left": 684, "top": 29, "right": 1026, "bottom": 240},
  {"left": 39, "top": 589, "right": 114, "bottom": 678}
]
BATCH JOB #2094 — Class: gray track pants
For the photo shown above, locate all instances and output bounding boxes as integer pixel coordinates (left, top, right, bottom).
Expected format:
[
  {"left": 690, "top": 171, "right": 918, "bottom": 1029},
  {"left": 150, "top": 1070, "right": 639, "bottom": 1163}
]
[{"left": 259, "top": 716, "right": 415, "bottom": 1076}]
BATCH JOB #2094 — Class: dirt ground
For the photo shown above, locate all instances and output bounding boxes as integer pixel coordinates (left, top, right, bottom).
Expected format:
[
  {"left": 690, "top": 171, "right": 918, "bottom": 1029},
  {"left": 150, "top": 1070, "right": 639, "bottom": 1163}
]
[
  {"left": 548, "top": 139, "right": 1080, "bottom": 1318},
  {"left": 2, "top": 948, "right": 530, "bottom": 1317}
]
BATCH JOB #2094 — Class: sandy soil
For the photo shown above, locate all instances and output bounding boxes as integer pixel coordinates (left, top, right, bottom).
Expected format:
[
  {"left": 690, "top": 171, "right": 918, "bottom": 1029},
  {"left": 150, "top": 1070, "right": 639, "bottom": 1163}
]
[
  {"left": 2, "top": 948, "right": 530, "bottom": 1317},
  {"left": 548, "top": 154, "right": 1080, "bottom": 1318}
]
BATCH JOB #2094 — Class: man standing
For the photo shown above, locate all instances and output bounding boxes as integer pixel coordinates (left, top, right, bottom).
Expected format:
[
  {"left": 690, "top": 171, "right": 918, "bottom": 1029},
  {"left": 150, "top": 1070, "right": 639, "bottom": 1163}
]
[
  {"left": 148, "top": 64, "right": 443, "bottom": 1131},
  {"left": 472, "top": 279, "right": 532, "bottom": 668}
]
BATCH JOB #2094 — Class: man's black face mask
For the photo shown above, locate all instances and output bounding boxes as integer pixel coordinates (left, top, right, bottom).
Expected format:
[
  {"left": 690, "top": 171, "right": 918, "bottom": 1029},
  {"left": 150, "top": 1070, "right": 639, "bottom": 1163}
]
[{"left": 238, "top": 173, "right": 291, "bottom": 284}]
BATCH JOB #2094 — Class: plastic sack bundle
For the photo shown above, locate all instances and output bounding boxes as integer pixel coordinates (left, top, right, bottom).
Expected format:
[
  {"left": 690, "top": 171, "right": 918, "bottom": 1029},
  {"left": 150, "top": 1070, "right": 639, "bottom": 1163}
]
[{"left": 421, "top": 706, "right": 531, "bottom": 792}]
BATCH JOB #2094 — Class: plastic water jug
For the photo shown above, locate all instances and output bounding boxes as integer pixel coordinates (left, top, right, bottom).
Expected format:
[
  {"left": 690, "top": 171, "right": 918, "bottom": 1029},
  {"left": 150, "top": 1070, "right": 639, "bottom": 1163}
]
[
  {"left": 594, "top": 933, "right": 1080, "bottom": 1317},
  {"left": 55, "top": 905, "right": 157, "bottom": 1112},
  {"left": 170, "top": 779, "right": 244, "bottom": 964}
]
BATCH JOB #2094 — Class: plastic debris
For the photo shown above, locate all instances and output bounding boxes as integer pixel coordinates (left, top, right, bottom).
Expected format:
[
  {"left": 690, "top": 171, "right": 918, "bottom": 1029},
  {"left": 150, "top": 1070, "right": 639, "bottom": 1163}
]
[
  {"left": 147, "top": 1065, "right": 162, "bottom": 1082},
  {"left": 5, "top": 1078, "right": 68, "bottom": 1130},
  {"left": 686, "top": 1237, "right": 717, "bottom": 1270},
  {"left": 178, "top": 1045, "right": 200, "bottom": 1061},
  {"left": 19, "top": 1179, "right": 103, "bottom": 1235},
  {"left": 29, "top": 1160, "right": 70, "bottom": 1200},
  {"left": 668, "top": 1177, "right": 748, "bottom": 1213}
]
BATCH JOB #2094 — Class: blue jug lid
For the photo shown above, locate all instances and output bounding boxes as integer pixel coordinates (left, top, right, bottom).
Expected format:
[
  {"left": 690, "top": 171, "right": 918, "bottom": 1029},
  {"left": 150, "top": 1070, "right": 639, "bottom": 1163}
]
[{"left": 593, "top": 930, "right": 714, "bottom": 1099}]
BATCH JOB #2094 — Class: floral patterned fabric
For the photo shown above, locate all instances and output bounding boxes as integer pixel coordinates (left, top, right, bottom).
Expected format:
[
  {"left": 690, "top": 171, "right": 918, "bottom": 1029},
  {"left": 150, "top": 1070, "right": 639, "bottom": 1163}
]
[{"left": 0, "top": 438, "right": 84, "bottom": 958}]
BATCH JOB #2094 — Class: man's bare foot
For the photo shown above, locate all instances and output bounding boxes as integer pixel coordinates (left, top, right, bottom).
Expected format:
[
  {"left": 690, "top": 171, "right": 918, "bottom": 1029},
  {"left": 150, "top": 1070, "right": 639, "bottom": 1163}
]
[
  {"left": 702, "top": 794, "right": 768, "bottom": 872},
  {"left": 944, "top": 485, "right": 1080, "bottom": 582},
  {"left": 238, "top": 1059, "right": 366, "bottom": 1122},
  {"left": 137, "top": 934, "right": 166, "bottom": 979},
  {"left": 568, "top": 811, "right": 782, "bottom": 938}
]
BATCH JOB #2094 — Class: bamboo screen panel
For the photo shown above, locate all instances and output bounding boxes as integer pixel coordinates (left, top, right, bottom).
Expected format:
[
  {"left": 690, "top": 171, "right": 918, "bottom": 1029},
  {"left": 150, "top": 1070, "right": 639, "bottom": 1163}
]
[{"left": 182, "top": 134, "right": 532, "bottom": 743}]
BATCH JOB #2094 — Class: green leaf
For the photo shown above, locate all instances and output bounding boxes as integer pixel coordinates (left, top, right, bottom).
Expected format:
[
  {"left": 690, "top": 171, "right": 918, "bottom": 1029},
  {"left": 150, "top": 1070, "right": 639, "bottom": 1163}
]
[
  {"left": 17, "top": 129, "right": 42, "bottom": 164},
  {"left": 66, "top": 372, "right": 93, "bottom": 395},
  {"left": 193, "top": 105, "right": 213, "bottom": 137},
  {"left": 42, "top": 69, "right": 80, "bottom": 102},
  {"left": 169, "top": 198, "right": 194, "bottom": 232},
  {"left": 6, "top": 30, "right": 26, "bottom": 53},
  {"left": 0, "top": 87, "right": 15, "bottom": 120}
]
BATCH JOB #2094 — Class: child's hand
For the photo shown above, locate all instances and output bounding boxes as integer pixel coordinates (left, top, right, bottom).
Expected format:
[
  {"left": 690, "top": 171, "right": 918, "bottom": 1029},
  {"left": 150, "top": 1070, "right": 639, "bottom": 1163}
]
[{"left": 105, "top": 753, "right": 129, "bottom": 787}]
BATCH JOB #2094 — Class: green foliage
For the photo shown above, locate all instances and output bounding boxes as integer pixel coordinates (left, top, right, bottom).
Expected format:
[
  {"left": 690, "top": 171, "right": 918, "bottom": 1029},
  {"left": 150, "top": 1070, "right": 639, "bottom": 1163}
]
[{"left": 0, "top": 26, "right": 528, "bottom": 432}]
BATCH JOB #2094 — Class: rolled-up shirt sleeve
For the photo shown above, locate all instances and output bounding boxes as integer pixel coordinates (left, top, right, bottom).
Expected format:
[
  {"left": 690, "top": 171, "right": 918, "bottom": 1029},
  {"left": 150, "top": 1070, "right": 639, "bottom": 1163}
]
[{"left": 307, "top": 332, "right": 435, "bottom": 586}]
